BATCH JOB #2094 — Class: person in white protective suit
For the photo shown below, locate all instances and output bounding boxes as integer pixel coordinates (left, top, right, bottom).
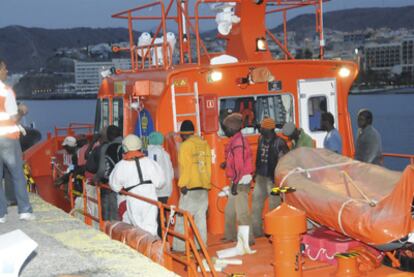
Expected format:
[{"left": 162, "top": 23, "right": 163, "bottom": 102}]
[{"left": 109, "top": 134, "right": 165, "bottom": 236}]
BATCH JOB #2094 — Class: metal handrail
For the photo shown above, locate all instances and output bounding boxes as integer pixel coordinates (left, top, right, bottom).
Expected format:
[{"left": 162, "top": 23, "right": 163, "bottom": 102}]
[
  {"left": 382, "top": 153, "right": 414, "bottom": 165},
  {"left": 98, "top": 183, "right": 218, "bottom": 276},
  {"left": 111, "top": 1, "right": 168, "bottom": 71},
  {"left": 54, "top": 123, "right": 94, "bottom": 138},
  {"left": 68, "top": 176, "right": 104, "bottom": 231}
]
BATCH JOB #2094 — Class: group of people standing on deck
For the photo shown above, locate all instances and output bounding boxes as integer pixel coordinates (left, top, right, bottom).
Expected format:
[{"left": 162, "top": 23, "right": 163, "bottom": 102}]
[
  {"left": 0, "top": 55, "right": 383, "bottom": 253},
  {"left": 56, "top": 127, "right": 173, "bottom": 238}
]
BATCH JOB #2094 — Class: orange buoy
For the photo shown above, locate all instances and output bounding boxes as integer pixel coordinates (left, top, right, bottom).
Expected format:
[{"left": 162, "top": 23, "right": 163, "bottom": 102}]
[{"left": 264, "top": 202, "right": 307, "bottom": 277}]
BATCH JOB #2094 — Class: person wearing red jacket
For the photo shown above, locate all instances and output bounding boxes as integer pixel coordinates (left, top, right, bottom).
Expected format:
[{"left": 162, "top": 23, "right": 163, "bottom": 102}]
[{"left": 217, "top": 113, "right": 255, "bottom": 258}]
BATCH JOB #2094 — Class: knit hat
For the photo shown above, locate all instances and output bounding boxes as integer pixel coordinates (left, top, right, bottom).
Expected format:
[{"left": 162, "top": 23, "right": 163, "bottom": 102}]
[
  {"left": 122, "top": 134, "right": 142, "bottom": 152},
  {"left": 149, "top": 132, "right": 164, "bottom": 145},
  {"left": 260, "top": 117, "right": 276, "bottom": 130},
  {"left": 179, "top": 120, "right": 195, "bottom": 135},
  {"left": 282, "top": 122, "right": 296, "bottom": 137},
  {"left": 223, "top": 113, "right": 243, "bottom": 131},
  {"left": 62, "top": 136, "right": 77, "bottom": 147}
]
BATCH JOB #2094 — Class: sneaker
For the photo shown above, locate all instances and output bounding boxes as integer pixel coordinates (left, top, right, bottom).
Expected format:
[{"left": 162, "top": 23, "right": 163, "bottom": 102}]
[
  {"left": 0, "top": 216, "right": 6, "bottom": 223},
  {"left": 19, "top": 213, "right": 36, "bottom": 221}
]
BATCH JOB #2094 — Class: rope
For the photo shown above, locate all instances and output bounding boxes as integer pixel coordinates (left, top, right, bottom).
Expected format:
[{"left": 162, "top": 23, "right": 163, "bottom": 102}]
[
  {"left": 341, "top": 171, "right": 376, "bottom": 207},
  {"left": 305, "top": 246, "right": 334, "bottom": 261},
  {"left": 279, "top": 161, "right": 358, "bottom": 188},
  {"left": 337, "top": 199, "right": 355, "bottom": 236},
  {"left": 161, "top": 205, "right": 176, "bottom": 249}
]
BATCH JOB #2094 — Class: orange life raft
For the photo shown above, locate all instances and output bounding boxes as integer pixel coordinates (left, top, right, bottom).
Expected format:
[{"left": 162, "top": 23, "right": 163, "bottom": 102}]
[{"left": 275, "top": 147, "right": 414, "bottom": 247}]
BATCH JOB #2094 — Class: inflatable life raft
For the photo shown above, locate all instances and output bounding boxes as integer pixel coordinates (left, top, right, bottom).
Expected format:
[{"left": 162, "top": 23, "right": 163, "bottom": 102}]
[{"left": 275, "top": 147, "right": 414, "bottom": 248}]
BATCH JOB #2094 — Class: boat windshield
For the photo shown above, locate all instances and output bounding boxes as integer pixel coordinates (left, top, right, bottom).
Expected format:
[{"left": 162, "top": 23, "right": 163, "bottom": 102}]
[{"left": 218, "top": 93, "right": 294, "bottom": 136}]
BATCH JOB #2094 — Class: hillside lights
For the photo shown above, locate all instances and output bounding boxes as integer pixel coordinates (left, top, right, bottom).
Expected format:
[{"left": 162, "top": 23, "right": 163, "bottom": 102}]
[
  {"left": 338, "top": 67, "right": 351, "bottom": 78},
  {"left": 256, "top": 37, "right": 267, "bottom": 51},
  {"left": 207, "top": 71, "right": 223, "bottom": 83}
]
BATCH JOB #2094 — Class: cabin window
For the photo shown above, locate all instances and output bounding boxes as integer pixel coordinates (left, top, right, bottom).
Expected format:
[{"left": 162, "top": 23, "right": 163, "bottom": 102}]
[
  {"left": 308, "top": 96, "right": 327, "bottom": 132},
  {"left": 218, "top": 94, "right": 294, "bottom": 136},
  {"left": 112, "top": 98, "right": 124, "bottom": 131},
  {"left": 94, "top": 100, "right": 101, "bottom": 134},
  {"left": 100, "top": 98, "right": 110, "bottom": 130}
]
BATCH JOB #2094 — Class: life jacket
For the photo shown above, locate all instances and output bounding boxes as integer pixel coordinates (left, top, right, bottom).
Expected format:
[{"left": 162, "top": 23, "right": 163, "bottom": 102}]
[
  {"left": 0, "top": 83, "right": 20, "bottom": 139},
  {"left": 238, "top": 98, "right": 255, "bottom": 128},
  {"left": 118, "top": 151, "right": 150, "bottom": 219}
]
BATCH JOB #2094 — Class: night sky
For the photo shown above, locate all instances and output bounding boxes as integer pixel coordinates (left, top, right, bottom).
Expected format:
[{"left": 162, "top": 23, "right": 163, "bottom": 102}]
[{"left": 1, "top": 0, "right": 413, "bottom": 30}]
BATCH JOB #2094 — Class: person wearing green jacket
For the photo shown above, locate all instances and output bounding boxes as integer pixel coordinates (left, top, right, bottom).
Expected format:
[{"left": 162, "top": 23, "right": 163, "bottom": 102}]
[{"left": 282, "top": 122, "right": 314, "bottom": 149}]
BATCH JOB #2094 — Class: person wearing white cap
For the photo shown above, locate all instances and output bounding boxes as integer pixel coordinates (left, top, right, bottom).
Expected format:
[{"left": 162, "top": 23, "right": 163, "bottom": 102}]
[
  {"left": 109, "top": 134, "right": 165, "bottom": 236},
  {"left": 62, "top": 136, "right": 77, "bottom": 148},
  {"left": 54, "top": 136, "right": 84, "bottom": 193},
  {"left": 61, "top": 136, "right": 78, "bottom": 172}
]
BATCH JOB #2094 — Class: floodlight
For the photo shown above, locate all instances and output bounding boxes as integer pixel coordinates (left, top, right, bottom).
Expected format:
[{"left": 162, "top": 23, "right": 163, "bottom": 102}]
[{"left": 338, "top": 67, "right": 351, "bottom": 78}]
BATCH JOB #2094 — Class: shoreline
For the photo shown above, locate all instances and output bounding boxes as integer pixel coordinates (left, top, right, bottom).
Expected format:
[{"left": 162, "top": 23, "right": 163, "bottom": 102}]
[
  {"left": 350, "top": 86, "right": 414, "bottom": 95},
  {"left": 17, "top": 94, "right": 97, "bottom": 100}
]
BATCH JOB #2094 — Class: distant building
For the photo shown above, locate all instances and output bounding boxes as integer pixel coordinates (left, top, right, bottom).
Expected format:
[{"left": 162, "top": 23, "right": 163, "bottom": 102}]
[
  {"left": 56, "top": 83, "right": 76, "bottom": 94},
  {"left": 402, "top": 37, "right": 414, "bottom": 77},
  {"left": 112, "top": 59, "right": 132, "bottom": 70},
  {"left": 74, "top": 61, "right": 113, "bottom": 94},
  {"left": 7, "top": 73, "right": 24, "bottom": 87},
  {"left": 364, "top": 42, "right": 401, "bottom": 70},
  {"left": 343, "top": 32, "right": 366, "bottom": 44},
  {"left": 363, "top": 37, "right": 414, "bottom": 78},
  {"left": 74, "top": 59, "right": 132, "bottom": 95}
]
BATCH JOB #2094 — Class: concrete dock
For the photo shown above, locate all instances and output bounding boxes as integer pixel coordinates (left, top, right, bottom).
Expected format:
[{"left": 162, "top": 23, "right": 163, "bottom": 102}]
[{"left": 0, "top": 194, "right": 177, "bottom": 277}]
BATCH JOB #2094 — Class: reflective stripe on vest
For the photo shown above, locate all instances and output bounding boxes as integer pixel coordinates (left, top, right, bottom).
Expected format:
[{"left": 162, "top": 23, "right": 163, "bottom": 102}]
[{"left": 0, "top": 85, "right": 20, "bottom": 139}]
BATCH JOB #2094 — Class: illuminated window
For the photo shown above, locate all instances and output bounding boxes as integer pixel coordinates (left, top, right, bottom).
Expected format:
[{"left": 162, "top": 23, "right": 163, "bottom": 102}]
[{"left": 218, "top": 94, "right": 294, "bottom": 136}]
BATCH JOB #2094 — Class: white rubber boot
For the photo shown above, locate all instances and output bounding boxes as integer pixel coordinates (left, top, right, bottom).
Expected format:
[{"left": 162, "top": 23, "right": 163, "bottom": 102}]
[{"left": 216, "top": 225, "right": 256, "bottom": 258}]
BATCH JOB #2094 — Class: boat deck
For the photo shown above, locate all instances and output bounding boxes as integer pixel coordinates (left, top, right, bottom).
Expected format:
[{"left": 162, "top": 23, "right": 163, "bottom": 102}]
[
  {"left": 169, "top": 233, "right": 409, "bottom": 276},
  {"left": 200, "top": 235, "right": 414, "bottom": 277},
  {"left": 0, "top": 194, "right": 176, "bottom": 277}
]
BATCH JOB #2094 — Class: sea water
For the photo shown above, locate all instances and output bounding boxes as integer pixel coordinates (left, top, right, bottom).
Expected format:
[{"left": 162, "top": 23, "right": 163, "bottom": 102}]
[{"left": 22, "top": 93, "right": 414, "bottom": 170}]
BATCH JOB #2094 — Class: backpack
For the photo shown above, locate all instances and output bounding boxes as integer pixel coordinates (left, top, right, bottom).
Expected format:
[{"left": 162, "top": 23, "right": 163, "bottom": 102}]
[{"left": 102, "top": 143, "right": 123, "bottom": 182}]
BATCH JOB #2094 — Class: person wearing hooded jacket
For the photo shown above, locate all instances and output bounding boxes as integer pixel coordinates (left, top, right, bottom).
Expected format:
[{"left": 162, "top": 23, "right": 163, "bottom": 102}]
[
  {"left": 147, "top": 131, "right": 174, "bottom": 237},
  {"left": 97, "top": 125, "right": 123, "bottom": 221},
  {"left": 109, "top": 134, "right": 165, "bottom": 236},
  {"left": 252, "top": 117, "right": 289, "bottom": 237},
  {"left": 220, "top": 113, "right": 255, "bottom": 249},
  {"left": 173, "top": 120, "right": 211, "bottom": 252}
]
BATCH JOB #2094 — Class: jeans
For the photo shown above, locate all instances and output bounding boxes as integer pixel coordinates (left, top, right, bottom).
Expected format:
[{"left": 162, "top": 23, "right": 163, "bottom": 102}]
[
  {"left": 157, "top": 196, "right": 169, "bottom": 238},
  {"left": 252, "top": 175, "right": 281, "bottom": 237},
  {"left": 4, "top": 167, "right": 17, "bottom": 204},
  {"left": 101, "top": 190, "right": 119, "bottom": 221},
  {"left": 0, "top": 137, "right": 33, "bottom": 217}
]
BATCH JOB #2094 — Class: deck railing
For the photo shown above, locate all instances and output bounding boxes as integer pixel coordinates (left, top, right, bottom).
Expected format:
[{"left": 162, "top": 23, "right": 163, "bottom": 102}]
[
  {"left": 382, "top": 153, "right": 414, "bottom": 166},
  {"left": 110, "top": 0, "right": 330, "bottom": 73},
  {"left": 67, "top": 179, "right": 217, "bottom": 276}
]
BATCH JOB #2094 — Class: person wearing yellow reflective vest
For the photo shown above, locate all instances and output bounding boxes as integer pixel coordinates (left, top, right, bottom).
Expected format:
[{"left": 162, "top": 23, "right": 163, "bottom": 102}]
[
  {"left": 173, "top": 120, "right": 212, "bottom": 252},
  {"left": 0, "top": 59, "right": 35, "bottom": 223}
]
